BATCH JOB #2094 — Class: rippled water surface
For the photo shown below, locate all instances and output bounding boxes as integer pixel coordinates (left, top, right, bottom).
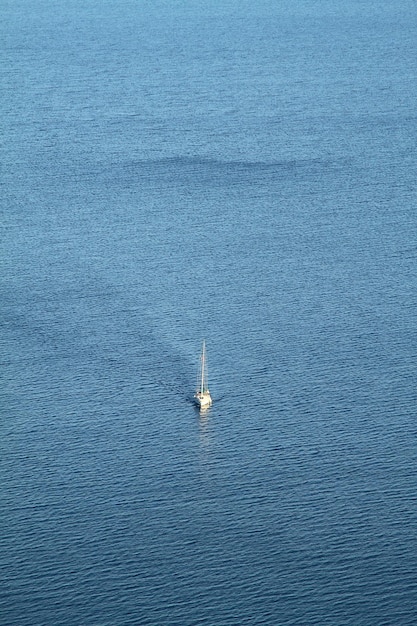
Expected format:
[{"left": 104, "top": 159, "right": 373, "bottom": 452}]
[{"left": 2, "top": 1, "right": 417, "bottom": 624}]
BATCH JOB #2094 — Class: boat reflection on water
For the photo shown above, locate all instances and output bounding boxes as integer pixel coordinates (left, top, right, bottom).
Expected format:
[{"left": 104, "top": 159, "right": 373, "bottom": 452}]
[{"left": 198, "top": 406, "right": 212, "bottom": 460}]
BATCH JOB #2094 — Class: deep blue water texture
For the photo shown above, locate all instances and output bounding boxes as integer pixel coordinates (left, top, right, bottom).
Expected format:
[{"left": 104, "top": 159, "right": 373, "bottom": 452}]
[{"left": 2, "top": 1, "right": 417, "bottom": 624}]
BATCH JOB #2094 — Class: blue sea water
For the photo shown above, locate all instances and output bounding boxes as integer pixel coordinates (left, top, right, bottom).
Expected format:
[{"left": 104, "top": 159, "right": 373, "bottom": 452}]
[{"left": 1, "top": 1, "right": 417, "bottom": 624}]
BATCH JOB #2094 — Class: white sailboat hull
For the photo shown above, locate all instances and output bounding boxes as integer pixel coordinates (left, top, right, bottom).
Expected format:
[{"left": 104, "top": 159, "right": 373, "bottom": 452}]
[{"left": 194, "top": 391, "right": 212, "bottom": 408}]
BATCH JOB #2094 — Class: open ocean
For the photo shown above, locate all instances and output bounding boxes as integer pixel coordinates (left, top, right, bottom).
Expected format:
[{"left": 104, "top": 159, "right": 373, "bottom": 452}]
[{"left": 1, "top": 1, "right": 417, "bottom": 624}]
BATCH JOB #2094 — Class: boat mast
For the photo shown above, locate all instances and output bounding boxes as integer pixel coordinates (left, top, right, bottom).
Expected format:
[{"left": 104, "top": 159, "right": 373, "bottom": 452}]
[{"left": 200, "top": 340, "right": 206, "bottom": 393}]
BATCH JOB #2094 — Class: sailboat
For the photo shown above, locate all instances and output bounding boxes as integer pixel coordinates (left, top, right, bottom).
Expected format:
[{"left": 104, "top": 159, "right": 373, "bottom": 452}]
[{"left": 194, "top": 340, "right": 212, "bottom": 409}]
